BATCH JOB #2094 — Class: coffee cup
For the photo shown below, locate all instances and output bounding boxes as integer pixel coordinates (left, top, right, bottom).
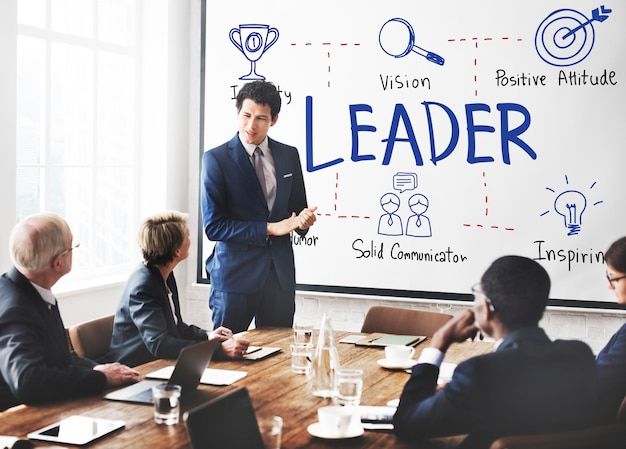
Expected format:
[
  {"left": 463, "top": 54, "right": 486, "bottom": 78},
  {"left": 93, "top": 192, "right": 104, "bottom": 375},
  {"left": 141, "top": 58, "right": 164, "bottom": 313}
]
[
  {"left": 317, "top": 405, "right": 354, "bottom": 436},
  {"left": 384, "top": 344, "right": 415, "bottom": 364}
]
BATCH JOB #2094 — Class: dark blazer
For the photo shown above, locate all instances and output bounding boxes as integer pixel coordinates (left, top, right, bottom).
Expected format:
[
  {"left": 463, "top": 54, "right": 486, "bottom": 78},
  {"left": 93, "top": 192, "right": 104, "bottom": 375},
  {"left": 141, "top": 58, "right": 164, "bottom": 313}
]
[
  {"left": 105, "top": 264, "right": 208, "bottom": 367},
  {"left": 596, "top": 322, "right": 626, "bottom": 421},
  {"left": 394, "top": 327, "right": 597, "bottom": 449},
  {"left": 201, "top": 134, "right": 309, "bottom": 294},
  {"left": 0, "top": 268, "right": 106, "bottom": 411}
]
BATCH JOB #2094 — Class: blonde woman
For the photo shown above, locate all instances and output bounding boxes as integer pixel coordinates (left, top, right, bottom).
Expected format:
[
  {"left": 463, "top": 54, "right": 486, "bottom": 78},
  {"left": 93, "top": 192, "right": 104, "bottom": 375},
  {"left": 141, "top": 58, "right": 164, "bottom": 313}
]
[{"left": 105, "top": 211, "right": 248, "bottom": 367}]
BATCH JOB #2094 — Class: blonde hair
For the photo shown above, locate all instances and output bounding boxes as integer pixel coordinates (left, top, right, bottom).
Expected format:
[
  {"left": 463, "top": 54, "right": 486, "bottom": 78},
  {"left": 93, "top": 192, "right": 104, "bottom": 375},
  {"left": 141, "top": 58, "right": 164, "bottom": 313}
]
[
  {"left": 9, "top": 213, "right": 71, "bottom": 272},
  {"left": 139, "top": 211, "right": 189, "bottom": 266}
]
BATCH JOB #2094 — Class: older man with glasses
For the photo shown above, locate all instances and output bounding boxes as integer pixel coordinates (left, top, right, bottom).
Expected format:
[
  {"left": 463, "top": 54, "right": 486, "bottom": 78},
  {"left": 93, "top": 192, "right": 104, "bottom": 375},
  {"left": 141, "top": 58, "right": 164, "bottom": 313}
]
[
  {"left": 394, "top": 255, "right": 597, "bottom": 449},
  {"left": 0, "top": 213, "right": 140, "bottom": 411}
]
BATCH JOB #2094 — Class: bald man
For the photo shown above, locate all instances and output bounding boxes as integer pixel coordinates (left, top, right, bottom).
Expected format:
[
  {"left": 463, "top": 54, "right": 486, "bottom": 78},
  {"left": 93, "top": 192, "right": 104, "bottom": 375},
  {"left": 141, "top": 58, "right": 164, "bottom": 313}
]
[{"left": 0, "top": 213, "right": 140, "bottom": 411}]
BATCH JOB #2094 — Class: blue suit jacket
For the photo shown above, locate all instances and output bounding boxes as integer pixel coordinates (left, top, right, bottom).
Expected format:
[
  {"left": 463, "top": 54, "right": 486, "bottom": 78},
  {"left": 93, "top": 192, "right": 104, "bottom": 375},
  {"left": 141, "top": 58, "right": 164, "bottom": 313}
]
[
  {"left": 201, "top": 134, "right": 309, "bottom": 293},
  {"left": 105, "top": 264, "right": 208, "bottom": 367},
  {"left": 596, "top": 322, "right": 626, "bottom": 421},
  {"left": 394, "top": 327, "right": 597, "bottom": 449},
  {"left": 0, "top": 268, "right": 106, "bottom": 410}
]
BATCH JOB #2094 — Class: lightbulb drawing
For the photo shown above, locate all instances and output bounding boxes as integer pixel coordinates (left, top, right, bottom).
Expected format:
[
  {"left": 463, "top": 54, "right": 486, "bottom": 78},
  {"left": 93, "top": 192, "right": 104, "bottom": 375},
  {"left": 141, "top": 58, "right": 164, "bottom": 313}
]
[
  {"left": 540, "top": 175, "right": 604, "bottom": 237},
  {"left": 554, "top": 190, "right": 587, "bottom": 236}
]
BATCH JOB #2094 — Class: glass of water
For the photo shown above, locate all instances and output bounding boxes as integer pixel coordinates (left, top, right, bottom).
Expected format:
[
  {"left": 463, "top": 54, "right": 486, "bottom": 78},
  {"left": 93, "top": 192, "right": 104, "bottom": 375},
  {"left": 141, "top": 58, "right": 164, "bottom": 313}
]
[
  {"left": 152, "top": 383, "right": 181, "bottom": 425},
  {"left": 290, "top": 343, "right": 313, "bottom": 374},
  {"left": 293, "top": 322, "right": 313, "bottom": 345},
  {"left": 333, "top": 369, "right": 363, "bottom": 406}
]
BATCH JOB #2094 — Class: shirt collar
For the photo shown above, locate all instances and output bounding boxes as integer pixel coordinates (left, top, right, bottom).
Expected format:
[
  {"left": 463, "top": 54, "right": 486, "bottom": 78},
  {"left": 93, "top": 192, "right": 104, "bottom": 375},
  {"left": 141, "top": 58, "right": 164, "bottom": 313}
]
[
  {"left": 238, "top": 133, "right": 270, "bottom": 158},
  {"left": 30, "top": 281, "right": 57, "bottom": 307}
]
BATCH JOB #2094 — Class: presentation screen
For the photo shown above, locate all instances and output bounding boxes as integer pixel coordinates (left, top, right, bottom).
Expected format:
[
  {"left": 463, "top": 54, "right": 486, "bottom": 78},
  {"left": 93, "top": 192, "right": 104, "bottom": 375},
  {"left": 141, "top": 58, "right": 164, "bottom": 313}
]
[{"left": 199, "top": 0, "right": 625, "bottom": 309}]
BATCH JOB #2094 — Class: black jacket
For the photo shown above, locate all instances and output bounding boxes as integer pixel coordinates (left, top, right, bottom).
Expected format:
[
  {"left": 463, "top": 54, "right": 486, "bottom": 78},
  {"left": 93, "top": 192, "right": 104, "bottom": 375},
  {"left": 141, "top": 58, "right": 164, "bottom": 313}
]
[
  {"left": 0, "top": 268, "right": 106, "bottom": 411},
  {"left": 394, "top": 327, "right": 597, "bottom": 449},
  {"left": 104, "top": 264, "right": 208, "bottom": 367}
]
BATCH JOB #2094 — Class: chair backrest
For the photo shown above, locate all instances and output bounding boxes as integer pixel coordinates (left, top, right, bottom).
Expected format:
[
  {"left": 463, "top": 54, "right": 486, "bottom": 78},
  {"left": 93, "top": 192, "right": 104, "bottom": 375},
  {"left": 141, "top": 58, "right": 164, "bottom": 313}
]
[
  {"left": 360, "top": 306, "right": 453, "bottom": 337},
  {"left": 68, "top": 315, "right": 114, "bottom": 360},
  {"left": 488, "top": 424, "right": 626, "bottom": 449},
  {"left": 184, "top": 387, "right": 265, "bottom": 449}
]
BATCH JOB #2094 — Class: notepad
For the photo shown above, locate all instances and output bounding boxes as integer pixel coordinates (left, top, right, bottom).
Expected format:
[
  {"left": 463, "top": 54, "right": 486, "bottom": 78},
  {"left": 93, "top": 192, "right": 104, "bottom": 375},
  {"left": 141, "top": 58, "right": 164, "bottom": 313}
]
[
  {"left": 355, "top": 333, "right": 426, "bottom": 347},
  {"left": 146, "top": 366, "right": 247, "bottom": 386}
]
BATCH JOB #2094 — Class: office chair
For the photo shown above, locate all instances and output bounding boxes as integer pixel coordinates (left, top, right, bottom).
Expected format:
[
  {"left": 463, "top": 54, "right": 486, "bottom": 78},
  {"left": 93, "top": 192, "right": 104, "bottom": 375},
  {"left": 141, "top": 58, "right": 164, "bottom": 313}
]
[
  {"left": 361, "top": 306, "right": 453, "bottom": 337},
  {"left": 68, "top": 315, "right": 114, "bottom": 360},
  {"left": 489, "top": 394, "right": 626, "bottom": 449}
]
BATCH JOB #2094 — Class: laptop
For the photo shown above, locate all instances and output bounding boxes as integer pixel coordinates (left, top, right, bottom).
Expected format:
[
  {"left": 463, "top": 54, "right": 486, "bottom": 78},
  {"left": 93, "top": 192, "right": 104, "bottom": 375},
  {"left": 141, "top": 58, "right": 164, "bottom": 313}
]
[
  {"left": 104, "top": 339, "right": 220, "bottom": 404},
  {"left": 184, "top": 387, "right": 265, "bottom": 449}
]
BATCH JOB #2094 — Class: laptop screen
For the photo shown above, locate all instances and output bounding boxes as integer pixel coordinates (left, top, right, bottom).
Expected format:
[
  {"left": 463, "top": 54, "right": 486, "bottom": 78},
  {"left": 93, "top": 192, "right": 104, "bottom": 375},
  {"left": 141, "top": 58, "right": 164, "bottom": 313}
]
[{"left": 184, "top": 387, "right": 264, "bottom": 449}]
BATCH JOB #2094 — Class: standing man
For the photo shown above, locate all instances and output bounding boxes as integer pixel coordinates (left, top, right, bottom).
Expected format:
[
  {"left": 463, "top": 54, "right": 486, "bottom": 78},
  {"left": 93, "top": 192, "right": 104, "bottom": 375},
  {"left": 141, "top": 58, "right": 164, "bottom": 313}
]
[
  {"left": 202, "top": 81, "right": 316, "bottom": 333},
  {"left": 393, "top": 256, "right": 596, "bottom": 448},
  {"left": 0, "top": 213, "right": 140, "bottom": 411}
]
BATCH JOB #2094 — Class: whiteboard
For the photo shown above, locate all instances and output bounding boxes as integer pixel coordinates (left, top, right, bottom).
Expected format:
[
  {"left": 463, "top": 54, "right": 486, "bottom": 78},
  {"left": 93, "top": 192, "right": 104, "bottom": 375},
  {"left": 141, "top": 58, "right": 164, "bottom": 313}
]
[{"left": 198, "top": 0, "right": 626, "bottom": 308}]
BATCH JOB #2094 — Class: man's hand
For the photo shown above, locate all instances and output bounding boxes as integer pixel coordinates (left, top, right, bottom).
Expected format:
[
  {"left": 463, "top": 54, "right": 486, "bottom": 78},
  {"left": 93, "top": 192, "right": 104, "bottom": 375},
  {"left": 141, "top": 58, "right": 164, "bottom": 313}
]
[
  {"left": 297, "top": 206, "right": 317, "bottom": 230},
  {"left": 208, "top": 326, "right": 233, "bottom": 342},
  {"left": 267, "top": 213, "right": 299, "bottom": 236},
  {"left": 429, "top": 310, "right": 478, "bottom": 353},
  {"left": 94, "top": 363, "right": 141, "bottom": 387},
  {"left": 219, "top": 335, "right": 251, "bottom": 359}
]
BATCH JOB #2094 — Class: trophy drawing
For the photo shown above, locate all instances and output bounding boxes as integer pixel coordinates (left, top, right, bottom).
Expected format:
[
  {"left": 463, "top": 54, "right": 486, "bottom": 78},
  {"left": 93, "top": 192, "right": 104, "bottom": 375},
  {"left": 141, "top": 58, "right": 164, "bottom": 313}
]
[{"left": 229, "top": 24, "right": 279, "bottom": 80}]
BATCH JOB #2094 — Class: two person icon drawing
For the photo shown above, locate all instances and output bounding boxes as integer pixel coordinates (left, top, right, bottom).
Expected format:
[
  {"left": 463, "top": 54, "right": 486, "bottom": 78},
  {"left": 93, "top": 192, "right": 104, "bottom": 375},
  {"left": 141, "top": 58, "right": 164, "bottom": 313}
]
[{"left": 377, "top": 193, "right": 432, "bottom": 237}]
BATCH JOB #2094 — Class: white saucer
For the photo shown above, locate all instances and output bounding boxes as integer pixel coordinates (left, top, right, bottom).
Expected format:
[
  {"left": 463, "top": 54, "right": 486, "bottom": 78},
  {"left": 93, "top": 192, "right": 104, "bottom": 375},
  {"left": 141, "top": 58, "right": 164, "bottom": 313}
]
[
  {"left": 377, "top": 358, "right": 417, "bottom": 370},
  {"left": 307, "top": 422, "right": 364, "bottom": 439}
]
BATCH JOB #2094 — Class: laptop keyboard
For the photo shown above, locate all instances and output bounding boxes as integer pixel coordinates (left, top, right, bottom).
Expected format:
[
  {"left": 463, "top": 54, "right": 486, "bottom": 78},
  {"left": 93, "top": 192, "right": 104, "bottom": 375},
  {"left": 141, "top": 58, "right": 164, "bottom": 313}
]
[{"left": 128, "top": 388, "right": 154, "bottom": 403}]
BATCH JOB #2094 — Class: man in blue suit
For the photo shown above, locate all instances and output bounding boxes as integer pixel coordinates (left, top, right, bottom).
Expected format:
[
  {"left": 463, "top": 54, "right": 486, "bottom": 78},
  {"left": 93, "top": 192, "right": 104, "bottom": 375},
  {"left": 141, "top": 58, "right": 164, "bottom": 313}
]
[
  {"left": 201, "top": 81, "right": 316, "bottom": 333},
  {"left": 394, "top": 256, "right": 596, "bottom": 449}
]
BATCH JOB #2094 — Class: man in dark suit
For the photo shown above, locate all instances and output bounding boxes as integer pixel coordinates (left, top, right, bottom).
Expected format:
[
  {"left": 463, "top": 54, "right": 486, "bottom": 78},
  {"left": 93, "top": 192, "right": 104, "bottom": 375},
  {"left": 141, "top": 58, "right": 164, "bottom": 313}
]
[
  {"left": 202, "top": 81, "right": 316, "bottom": 333},
  {"left": 394, "top": 256, "right": 597, "bottom": 449},
  {"left": 0, "top": 213, "right": 140, "bottom": 411}
]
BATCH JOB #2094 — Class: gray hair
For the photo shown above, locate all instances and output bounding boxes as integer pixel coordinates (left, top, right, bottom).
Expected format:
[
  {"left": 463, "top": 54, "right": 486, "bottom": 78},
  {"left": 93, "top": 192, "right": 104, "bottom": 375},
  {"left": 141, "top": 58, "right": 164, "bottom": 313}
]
[{"left": 9, "top": 213, "right": 71, "bottom": 272}]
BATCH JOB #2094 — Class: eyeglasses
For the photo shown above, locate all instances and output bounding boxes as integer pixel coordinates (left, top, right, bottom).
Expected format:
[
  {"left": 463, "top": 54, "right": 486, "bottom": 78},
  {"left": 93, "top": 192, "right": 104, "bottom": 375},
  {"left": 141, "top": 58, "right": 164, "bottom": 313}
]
[
  {"left": 606, "top": 271, "right": 626, "bottom": 287},
  {"left": 56, "top": 242, "right": 80, "bottom": 259},
  {"left": 471, "top": 283, "right": 495, "bottom": 312}
]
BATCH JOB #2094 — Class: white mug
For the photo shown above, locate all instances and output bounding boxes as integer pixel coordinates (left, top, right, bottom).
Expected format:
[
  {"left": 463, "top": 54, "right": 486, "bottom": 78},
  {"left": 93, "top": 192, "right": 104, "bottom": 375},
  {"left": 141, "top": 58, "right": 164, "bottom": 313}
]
[
  {"left": 384, "top": 344, "right": 415, "bottom": 364},
  {"left": 317, "top": 405, "right": 354, "bottom": 435}
]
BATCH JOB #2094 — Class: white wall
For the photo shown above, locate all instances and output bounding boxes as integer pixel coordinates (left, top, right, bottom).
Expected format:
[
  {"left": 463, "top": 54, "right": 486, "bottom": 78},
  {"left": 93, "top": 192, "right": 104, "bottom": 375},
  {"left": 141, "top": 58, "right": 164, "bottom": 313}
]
[{"left": 0, "top": 0, "right": 17, "bottom": 270}]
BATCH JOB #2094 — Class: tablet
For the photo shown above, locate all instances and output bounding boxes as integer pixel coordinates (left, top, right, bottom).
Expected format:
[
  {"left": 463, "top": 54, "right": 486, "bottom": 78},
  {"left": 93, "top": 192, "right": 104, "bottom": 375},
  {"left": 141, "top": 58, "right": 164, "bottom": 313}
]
[{"left": 27, "top": 415, "right": 124, "bottom": 446}]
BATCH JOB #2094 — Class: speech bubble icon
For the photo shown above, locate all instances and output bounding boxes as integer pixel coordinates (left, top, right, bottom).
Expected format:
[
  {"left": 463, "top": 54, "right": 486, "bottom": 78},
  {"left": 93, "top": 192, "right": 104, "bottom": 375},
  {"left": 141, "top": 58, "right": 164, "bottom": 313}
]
[{"left": 393, "top": 172, "right": 418, "bottom": 193}]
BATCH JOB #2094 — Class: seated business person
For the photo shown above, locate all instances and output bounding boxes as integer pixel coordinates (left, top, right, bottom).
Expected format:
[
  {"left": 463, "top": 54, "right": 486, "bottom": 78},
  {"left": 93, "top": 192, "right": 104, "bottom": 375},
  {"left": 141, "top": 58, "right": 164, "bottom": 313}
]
[
  {"left": 394, "top": 256, "right": 596, "bottom": 449},
  {"left": 596, "top": 236, "right": 626, "bottom": 421},
  {"left": 0, "top": 213, "right": 140, "bottom": 411},
  {"left": 105, "top": 211, "right": 249, "bottom": 367}
]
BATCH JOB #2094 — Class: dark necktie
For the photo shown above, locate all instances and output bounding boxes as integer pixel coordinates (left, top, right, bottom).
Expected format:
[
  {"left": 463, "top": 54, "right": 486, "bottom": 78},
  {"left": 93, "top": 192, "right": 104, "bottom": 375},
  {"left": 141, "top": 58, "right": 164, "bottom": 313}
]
[{"left": 253, "top": 147, "right": 269, "bottom": 205}]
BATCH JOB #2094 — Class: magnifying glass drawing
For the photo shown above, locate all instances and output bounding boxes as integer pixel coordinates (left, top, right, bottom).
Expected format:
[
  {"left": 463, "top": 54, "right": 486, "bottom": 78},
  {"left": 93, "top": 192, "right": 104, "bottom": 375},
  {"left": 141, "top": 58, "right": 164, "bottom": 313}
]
[{"left": 379, "top": 17, "right": 445, "bottom": 66}]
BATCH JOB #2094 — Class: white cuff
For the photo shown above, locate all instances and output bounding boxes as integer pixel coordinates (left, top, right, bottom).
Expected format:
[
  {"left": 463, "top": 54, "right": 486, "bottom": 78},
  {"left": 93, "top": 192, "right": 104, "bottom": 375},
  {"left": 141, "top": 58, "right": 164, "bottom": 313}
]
[{"left": 417, "top": 347, "right": 444, "bottom": 367}]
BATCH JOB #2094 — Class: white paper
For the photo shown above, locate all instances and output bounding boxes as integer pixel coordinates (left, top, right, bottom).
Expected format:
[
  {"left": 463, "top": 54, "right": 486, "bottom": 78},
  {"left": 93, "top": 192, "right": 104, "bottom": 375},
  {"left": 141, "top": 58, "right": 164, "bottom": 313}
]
[
  {"left": 338, "top": 334, "right": 366, "bottom": 344},
  {"left": 146, "top": 366, "right": 247, "bottom": 386},
  {"left": 242, "top": 346, "right": 280, "bottom": 360}
]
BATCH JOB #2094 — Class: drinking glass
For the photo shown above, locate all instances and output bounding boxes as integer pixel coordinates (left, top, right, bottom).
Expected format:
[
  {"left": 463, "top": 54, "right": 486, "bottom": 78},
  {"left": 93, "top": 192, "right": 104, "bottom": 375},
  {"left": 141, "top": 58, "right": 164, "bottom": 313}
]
[
  {"left": 333, "top": 369, "right": 363, "bottom": 406},
  {"left": 152, "top": 383, "right": 181, "bottom": 425}
]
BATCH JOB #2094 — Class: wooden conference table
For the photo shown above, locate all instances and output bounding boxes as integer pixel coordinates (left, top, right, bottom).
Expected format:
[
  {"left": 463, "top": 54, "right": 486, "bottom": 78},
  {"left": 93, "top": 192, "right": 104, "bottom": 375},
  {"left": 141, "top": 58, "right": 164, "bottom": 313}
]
[{"left": 0, "top": 328, "right": 492, "bottom": 449}]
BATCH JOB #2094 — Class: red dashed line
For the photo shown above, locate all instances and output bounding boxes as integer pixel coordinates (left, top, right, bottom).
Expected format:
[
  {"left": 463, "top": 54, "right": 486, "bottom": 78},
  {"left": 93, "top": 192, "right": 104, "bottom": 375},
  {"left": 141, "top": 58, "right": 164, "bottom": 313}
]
[
  {"left": 462, "top": 224, "right": 516, "bottom": 231},
  {"left": 315, "top": 172, "right": 370, "bottom": 220},
  {"left": 447, "top": 37, "right": 522, "bottom": 42},
  {"left": 483, "top": 171, "right": 488, "bottom": 216},
  {"left": 462, "top": 171, "right": 514, "bottom": 231}
]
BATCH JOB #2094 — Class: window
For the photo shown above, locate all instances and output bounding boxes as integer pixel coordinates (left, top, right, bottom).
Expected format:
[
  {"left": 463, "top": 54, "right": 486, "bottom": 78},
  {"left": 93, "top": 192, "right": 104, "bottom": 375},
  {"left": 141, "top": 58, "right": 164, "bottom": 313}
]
[{"left": 17, "top": 0, "right": 141, "bottom": 282}]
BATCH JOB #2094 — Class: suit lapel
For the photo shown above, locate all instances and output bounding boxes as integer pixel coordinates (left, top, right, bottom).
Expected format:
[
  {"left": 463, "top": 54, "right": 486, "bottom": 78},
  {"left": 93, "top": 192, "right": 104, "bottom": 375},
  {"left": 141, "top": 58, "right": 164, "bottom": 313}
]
[{"left": 228, "top": 134, "right": 268, "bottom": 212}]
